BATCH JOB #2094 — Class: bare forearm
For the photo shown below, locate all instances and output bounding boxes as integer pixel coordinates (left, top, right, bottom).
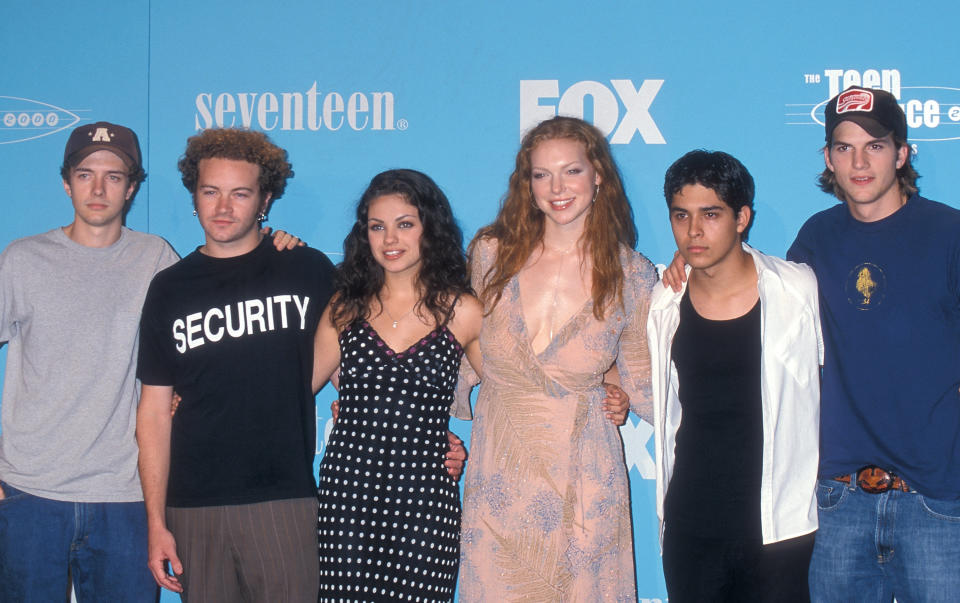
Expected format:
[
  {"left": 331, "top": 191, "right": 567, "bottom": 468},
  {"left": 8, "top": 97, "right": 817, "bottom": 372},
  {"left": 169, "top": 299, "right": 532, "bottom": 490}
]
[
  {"left": 137, "top": 386, "right": 173, "bottom": 528},
  {"left": 312, "top": 305, "right": 341, "bottom": 393}
]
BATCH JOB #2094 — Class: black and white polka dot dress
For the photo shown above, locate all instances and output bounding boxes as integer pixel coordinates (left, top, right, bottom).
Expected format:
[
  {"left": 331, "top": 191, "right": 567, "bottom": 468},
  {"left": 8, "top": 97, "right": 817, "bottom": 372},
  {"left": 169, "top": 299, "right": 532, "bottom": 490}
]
[{"left": 317, "top": 321, "right": 462, "bottom": 602}]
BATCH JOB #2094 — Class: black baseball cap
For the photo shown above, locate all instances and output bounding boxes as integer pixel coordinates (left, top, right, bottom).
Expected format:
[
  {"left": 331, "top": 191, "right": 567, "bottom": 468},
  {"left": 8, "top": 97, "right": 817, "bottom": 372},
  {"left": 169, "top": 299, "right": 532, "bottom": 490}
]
[
  {"left": 63, "top": 121, "right": 142, "bottom": 170},
  {"left": 824, "top": 86, "right": 907, "bottom": 143}
]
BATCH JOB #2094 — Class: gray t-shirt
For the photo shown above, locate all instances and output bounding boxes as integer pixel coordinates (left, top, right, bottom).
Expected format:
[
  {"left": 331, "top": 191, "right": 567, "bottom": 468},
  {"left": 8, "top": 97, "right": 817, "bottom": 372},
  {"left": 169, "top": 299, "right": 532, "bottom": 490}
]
[{"left": 0, "top": 227, "right": 178, "bottom": 502}]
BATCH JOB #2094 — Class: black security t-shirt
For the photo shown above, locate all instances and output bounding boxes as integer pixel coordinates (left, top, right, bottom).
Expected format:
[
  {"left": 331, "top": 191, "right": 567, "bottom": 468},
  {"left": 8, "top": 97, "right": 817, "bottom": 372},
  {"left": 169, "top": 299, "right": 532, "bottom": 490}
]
[{"left": 138, "top": 238, "right": 335, "bottom": 507}]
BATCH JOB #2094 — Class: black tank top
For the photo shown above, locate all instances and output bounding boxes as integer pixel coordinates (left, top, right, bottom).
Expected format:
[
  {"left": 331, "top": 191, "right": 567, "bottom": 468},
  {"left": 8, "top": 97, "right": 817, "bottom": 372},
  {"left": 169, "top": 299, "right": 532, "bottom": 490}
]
[{"left": 665, "top": 290, "right": 763, "bottom": 539}]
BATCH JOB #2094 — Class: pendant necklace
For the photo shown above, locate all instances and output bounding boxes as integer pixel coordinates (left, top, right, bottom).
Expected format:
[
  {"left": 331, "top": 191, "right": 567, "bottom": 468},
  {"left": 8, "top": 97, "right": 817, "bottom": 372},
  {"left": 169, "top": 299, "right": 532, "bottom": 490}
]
[
  {"left": 383, "top": 302, "right": 415, "bottom": 328},
  {"left": 545, "top": 243, "right": 577, "bottom": 342}
]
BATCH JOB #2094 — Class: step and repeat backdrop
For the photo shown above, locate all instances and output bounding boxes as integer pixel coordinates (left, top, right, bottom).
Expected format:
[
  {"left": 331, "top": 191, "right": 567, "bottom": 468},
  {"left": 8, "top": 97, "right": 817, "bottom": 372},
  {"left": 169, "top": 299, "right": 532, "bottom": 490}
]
[{"left": 3, "top": 2, "right": 960, "bottom": 601}]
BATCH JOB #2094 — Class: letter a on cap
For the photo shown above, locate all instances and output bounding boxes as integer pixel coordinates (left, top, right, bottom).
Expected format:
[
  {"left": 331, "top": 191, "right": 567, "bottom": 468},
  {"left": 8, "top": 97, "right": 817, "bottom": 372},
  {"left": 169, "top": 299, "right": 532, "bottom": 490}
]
[{"left": 91, "top": 127, "right": 112, "bottom": 142}]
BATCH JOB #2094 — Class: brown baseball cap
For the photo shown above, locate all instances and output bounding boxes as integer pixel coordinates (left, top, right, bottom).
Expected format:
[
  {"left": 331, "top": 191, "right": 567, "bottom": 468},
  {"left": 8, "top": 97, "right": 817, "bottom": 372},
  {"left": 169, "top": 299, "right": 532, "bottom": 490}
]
[
  {"left": 63, "top": 121, "right": 142, "bottom": 170},
  {"left": 824, "top": 86, "right": 907, "bottom": 143}
]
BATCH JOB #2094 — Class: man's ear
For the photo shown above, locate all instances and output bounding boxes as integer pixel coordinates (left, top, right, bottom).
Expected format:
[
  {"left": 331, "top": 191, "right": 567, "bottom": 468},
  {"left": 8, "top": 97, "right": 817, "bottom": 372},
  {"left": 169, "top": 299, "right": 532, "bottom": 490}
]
[
  {"left": 736, "top": 206, "right": 752, "bottom": 235},
  {"left": 895, "top": 143, "right": 909, "bottom": 169}
]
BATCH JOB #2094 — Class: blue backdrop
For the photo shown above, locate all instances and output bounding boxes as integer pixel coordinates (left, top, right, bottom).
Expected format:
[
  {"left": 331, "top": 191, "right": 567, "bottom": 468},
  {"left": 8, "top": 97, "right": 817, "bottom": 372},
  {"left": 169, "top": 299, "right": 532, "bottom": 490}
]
[{"left": 3, "top": 2, "right": 960, "bottom": 601}]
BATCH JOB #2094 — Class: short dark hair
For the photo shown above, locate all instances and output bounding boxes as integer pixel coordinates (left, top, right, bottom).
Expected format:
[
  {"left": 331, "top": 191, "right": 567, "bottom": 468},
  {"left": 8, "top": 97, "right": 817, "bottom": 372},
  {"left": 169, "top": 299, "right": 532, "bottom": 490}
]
[
  {"left": 59, "top": 122, "right": 146, "bottom": 191},
  {"left": 60, "top": 155, "right": 146, "bottom": 187},
  {"left": 817, "top": 134, "right": 919, "bottom": 201},
  {"left": 663, "top": 149, "right": 756, "bottom": 240},
  {"left": 60, "top": 154, "right": 146, "bottom": 208},
  {"left": 178, "top": 129, "right": 293, "bottom": 211}
]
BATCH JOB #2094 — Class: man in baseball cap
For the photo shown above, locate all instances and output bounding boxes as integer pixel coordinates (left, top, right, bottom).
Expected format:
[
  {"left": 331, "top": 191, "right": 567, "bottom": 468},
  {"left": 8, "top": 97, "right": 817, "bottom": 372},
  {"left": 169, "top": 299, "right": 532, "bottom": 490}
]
[
  {"left": 660, "top": 85, "right": 960, "bottom": 600},
  {"left": 0, "top": 121, "right": 179, "bottom": 601},
  {"left": 788, "top": 86, "right": 960, "bottom": 600},
  {"left": 823, "top": 85, "right": 908, "bottom": 142},
  {"left": 63, "top": 120, "right": 143, "bottom": 169}
]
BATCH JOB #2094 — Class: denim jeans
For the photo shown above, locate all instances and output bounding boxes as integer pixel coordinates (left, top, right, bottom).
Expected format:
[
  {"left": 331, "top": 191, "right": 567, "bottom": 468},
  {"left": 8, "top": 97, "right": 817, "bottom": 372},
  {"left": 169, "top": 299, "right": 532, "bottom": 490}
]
[
  {"left": 0, "top": 481, "right": 157, "bottom": 602},
  {"left": 809, "top": 477, "right": 960, "bottom": 602}
]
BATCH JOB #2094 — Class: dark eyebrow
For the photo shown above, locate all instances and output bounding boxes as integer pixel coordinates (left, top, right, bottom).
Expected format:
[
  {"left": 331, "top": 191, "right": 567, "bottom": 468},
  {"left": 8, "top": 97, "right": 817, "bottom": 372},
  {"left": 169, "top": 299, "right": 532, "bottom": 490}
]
[
  {"left": 670, "top": 205, "right": 725, "bottom": 213},
  {"left": 832, "top": 137, "right": 887, "bottom": 147},
  {"left": 74, "top": 167, "right": 127, "bottom": 176}
]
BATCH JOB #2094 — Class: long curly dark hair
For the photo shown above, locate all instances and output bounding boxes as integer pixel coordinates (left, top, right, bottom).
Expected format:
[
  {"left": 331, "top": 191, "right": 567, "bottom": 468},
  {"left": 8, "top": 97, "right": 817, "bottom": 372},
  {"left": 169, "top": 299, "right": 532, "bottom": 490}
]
[{"left": 330, "top": 169, "right": 471, "bottom": 329}]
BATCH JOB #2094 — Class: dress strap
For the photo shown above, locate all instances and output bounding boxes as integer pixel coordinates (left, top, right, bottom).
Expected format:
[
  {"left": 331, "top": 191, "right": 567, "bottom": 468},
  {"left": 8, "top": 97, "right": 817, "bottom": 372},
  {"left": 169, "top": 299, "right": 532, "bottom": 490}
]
[{"left": 441, "top": 292, "right": 463, "bottom": 327}]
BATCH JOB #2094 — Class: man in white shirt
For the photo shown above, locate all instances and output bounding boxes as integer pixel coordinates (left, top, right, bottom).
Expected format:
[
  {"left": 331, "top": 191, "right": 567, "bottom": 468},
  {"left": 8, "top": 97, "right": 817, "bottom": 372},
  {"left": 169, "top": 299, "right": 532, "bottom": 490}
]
[{"left": 648, "top": 150, "right": 822, "bottom": 602}]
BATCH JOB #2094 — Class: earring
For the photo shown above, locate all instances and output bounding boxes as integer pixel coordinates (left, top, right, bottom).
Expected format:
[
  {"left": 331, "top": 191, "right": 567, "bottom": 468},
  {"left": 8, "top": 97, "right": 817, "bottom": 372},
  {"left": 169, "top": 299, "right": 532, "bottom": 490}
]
[
  {"left": 192, "top": 209, "right": 198, "bottom": 216},
  {"left": 592, "top": 184, "right": 599, "bottom": 204},
  {"left": 258, "top": 212, "right": 267, "bottom": 223}
]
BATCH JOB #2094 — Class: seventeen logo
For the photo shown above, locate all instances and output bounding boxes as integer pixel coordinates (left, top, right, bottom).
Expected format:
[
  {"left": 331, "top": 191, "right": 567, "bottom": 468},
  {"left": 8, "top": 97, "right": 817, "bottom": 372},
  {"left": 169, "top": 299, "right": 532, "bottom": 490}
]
[
  {"left": 194, "top": 82, "right": 401, "bottom": 132},
  {"left": 520, "top": 79, "right": 666, "bottom": 144}
]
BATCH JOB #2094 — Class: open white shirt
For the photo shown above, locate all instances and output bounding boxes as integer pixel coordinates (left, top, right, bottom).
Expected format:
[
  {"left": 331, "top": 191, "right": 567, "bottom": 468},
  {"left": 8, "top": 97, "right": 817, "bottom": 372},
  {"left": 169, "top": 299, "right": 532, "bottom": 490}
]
[{"left": 647, "top": 243, "right": 823, "bottom": 546}]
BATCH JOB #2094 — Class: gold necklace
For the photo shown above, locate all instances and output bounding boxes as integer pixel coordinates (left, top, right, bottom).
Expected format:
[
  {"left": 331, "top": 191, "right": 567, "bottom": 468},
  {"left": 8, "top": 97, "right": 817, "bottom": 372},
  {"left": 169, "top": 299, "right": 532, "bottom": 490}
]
[{"left": 545, "top": 243, "right": 577, "bottom": 342}]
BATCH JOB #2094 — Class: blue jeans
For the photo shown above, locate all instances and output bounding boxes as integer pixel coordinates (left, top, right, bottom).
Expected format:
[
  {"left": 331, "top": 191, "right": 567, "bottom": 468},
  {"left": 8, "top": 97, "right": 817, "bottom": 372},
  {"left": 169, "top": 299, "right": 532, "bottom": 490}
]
[
  {"left": 0, "top": 481, "right": 157, "bottom": 602},
  {"left": 809, "top": 477, "right": 960, "bottom": 602}
]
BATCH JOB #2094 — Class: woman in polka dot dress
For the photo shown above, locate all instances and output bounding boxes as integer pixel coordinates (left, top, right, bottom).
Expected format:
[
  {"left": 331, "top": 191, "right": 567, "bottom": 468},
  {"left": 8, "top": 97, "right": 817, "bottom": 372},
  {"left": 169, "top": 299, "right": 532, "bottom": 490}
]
[{"left": 312, "top": 169, "right": 483, "bottom": 602}]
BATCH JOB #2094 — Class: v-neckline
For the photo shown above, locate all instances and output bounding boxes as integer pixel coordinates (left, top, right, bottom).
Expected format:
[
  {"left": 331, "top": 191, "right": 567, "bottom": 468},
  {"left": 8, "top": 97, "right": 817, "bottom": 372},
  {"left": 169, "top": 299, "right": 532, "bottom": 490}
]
[
  {"left": 361, "top": 321, "right": 443, "bottom": 359},
  {"left": 513, "top": 277, "right": 592, "bottom": 357}
]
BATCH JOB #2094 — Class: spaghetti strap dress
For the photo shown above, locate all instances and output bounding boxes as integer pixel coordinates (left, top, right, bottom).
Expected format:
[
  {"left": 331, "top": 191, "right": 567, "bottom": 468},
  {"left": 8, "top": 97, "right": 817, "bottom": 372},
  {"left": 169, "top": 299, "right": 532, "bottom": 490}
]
[{"left": 317, "top": 320, "right": 463, "bottom": 602}]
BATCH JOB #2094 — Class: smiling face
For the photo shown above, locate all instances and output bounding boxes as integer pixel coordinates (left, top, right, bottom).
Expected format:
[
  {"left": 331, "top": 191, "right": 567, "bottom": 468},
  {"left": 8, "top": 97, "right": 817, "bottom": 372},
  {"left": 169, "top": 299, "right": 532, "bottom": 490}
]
[
  {"left": 194, "top": 157, "right": 269, "bottom": 257},
  {"left": 63, "top": 149, "right": 134, "bottom": 231},
  {"left": 529, "top": 138, "right": 600, "bottom": 234},
  {"left": 825, "top": 120, "right": 909, "bottom": 222},
  {"left": 670, "top": 183, "right": 750, "bottom": 272},
  {"left": 366, "top": 193, "right": 424, "bottom": 277}
]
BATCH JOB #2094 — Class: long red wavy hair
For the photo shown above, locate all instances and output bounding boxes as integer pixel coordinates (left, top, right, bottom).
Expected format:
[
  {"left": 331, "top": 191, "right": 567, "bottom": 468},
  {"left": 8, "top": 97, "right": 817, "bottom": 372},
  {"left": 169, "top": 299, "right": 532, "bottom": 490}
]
[{"left": 471, "top": 116, "right": 637, "bottom": 320}]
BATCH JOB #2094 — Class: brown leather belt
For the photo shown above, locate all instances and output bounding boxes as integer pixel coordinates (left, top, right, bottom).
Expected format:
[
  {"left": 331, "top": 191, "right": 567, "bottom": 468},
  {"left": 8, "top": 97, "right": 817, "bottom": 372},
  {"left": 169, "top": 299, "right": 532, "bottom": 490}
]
[{"left": 835, "top": 466, "right": 912, "bottom": 494}]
